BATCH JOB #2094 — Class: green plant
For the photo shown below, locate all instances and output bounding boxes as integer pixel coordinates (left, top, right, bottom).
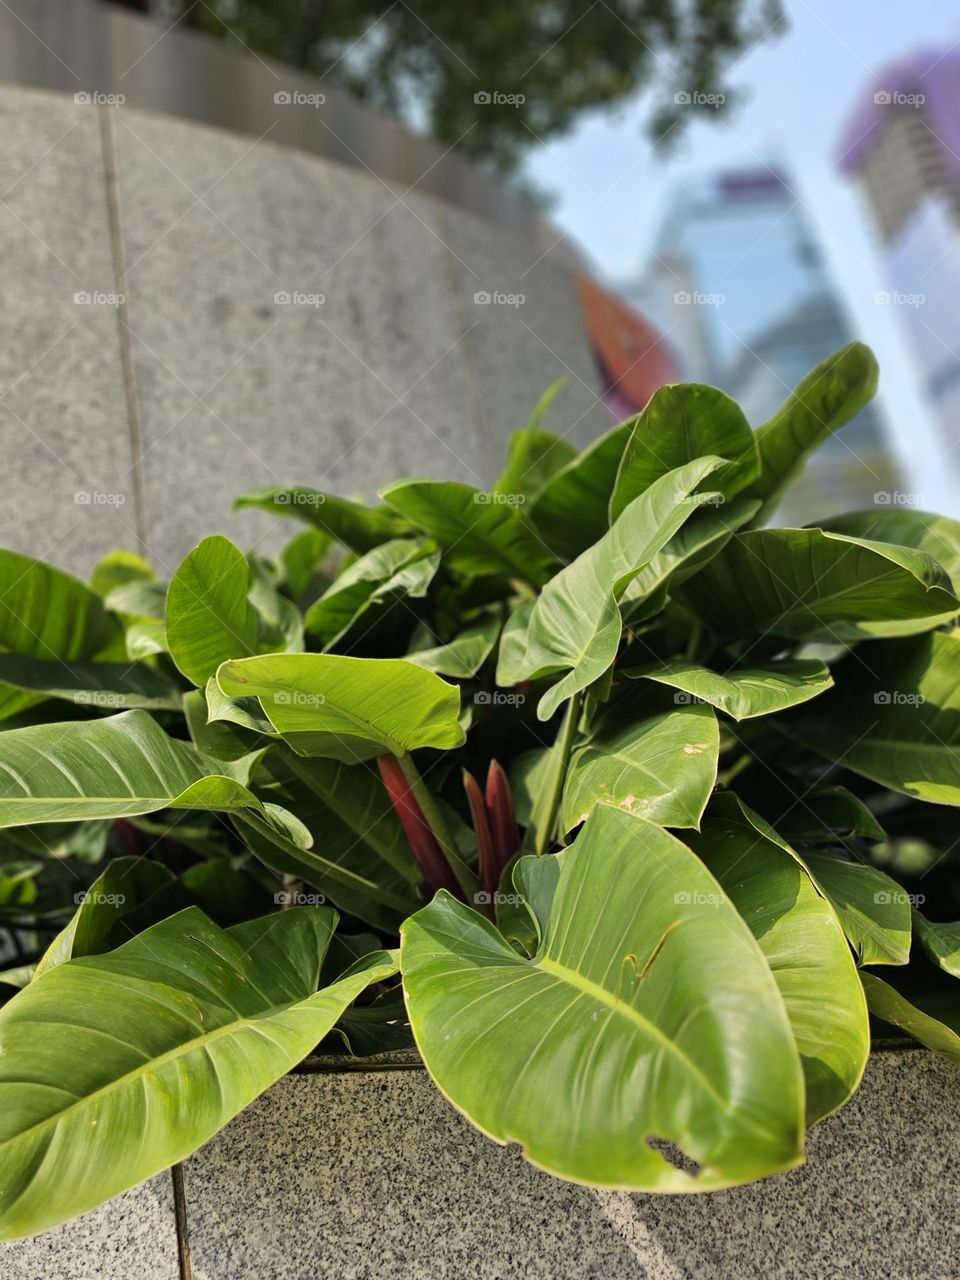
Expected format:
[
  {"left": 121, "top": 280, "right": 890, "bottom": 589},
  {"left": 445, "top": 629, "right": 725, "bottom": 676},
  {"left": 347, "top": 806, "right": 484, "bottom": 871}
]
[{"left": 0, "top": 342, "right": 958, "bottom": 1236}]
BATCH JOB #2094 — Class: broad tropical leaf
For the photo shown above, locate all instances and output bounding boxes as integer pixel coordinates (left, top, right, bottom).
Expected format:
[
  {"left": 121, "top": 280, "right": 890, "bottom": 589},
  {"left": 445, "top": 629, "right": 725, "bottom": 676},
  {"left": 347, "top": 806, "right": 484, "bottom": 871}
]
[
  {"left": 304, "top": 539, "right": 439, "bottom": 648},
  {"left": 744, "top": 342, "right": 879, "bottom": 525},
  {"left": 235, "top": 487, "right": 408, "bottom": 553},
  {"left": 0, "top": 655, "right": 182, "bottom": 712},
  {"left": 914, "top": 913, "right": 960, "bottom": 978},
  {"left": 0, "top": 907, "right": 397, "bottom": 1239},
  {"left": 788, "top": 631, "right": 960, "bottom": 805},
  {"left": 624, "top": 658, "right": 832, "bottom": 720},
  {"left": 404, "top": 617, "right": 500, "bottom": 677},
  {"left": 861, "top": 963, "right": 960, "bottom": 1062},
  {"left": 166, "top": 536, "right": 263, "bottom": 685},
  {"left": 0, "top": 710, "right": 302, "bottom": 842},
  {"left": 560, "top": 686, "right": 718, "bottom": 833},
  {"left": 528, "top": 421, "right": 632, "bottom": 560},
  {"left": 494, "top": 380, "right": 576, "bottom": 500},
  {"left": 803, "top": 852, "right": 912, "bottom": 966},
  {"left": 610, "top": 384, "right": 758, "bottom": 522},
  {"left": 686, "top": 794, "right": 868, "bottom": 1123},
  {"left": 380, "top": 480, "right": 556, "bottom": 586},
  {"left": 217, "top": 654, "right": 465, "bottom": 762},
  {"left": 503, "top": 457, "right": 726, "bottom": 720},
  {"left": 402, "top": 805, "right": 804, "bottom": 1190},
  {"left": 823, "top": 509, "right": 960, "bottom": 591},
  {"left": 679, "top": 528, "right": 958, "bottom": 642}
]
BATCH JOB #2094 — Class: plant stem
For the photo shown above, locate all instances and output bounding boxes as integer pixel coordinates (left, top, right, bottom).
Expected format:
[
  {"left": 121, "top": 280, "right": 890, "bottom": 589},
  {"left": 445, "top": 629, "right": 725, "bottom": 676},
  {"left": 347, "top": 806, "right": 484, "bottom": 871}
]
[
  {"left": 396, "top": 752, "right": 479, "bottom": 901},
  {"left": 531, "top": 690, "right": 583, "bottom": 856}
]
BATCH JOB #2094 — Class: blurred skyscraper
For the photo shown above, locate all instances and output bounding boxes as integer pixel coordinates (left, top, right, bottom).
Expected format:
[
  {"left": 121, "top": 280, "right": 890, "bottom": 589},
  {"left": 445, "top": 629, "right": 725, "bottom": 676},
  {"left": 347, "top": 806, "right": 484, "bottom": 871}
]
[
  {"left": 838, "top": 49, "right": 960, "bottom": 481},
  {"left": 624, "top": 165, "right": 898, "bottom": 523}
]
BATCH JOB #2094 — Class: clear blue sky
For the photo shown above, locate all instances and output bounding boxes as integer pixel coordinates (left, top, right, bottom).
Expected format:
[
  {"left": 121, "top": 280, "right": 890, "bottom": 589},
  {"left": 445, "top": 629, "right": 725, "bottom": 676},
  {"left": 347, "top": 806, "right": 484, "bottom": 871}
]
[{"left": 524, "top": 0, "right": 960, "bottom": 510}]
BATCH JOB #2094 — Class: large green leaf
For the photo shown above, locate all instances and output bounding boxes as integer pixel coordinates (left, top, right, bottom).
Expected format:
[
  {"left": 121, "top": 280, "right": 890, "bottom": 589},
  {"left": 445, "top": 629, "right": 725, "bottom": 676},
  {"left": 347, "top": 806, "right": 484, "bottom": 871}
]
[
  {"left": 822, "top": 509, "right": 960, "bottom": 591},
  {"left": 166, "top": 536, "right": 265, "bottom": 685},
  {"left": 494, "top": 380, "right": 577, "bottom": 500},
  {"left": 803, "top": 852, "right": 912, "bottom": 966},
  {"left": 0, "top": 906, "right": 397, "bottom": 1239},
  {"left": 861, "top": 964, "right": 960, "bottom": 1063},
  {"left": 686, "top": 795, "right": 868, "bottom": 1123},
  {"left": 788, "top": 631, "right": 960, "bottom": 805},
  {"left": 527, "top": 421, "right": 632, "bottom": 560},
  {"left": 502, "top": 457, "right": 726, "bottom": 720},
  {"left": 914, "top": 913, "right": 960, "bottom": 978},
  {"left": 401, "top": 805, "right": 804, "bottom": 1190},
  {"left": 380, "top": 480, "right": 556, "bottom": 586},
  {"left": 404, "top": 617, "right": 500, "bottom": 678},
  {"left": 610, "top": 384, "right": 758, "bottom": 522},
  {"left": 744, "top": 342, "right": 879, "bottom": 525},
  {"left": 560, "top": 686, "right": 718, "bottom": 833},
  {"left": 0, "top": 551, "right": 122, "bottom": 718},
  {"left": 0, "top": 655, "right": 182, "bottom": 712},
  {"left": 0, "top": 710, "right": 301, "bottom": 841},
  {"left": 623, "top": 658, "right": 832, "bottom": 720},
  {"left": 679, "top": 528, "right": 958, "bottom": 642},
  {"left": 304, "top": 539, "right": 439, "bottom": 648},
  {"left": 234, "top": 487, "right": 408, "bottom": 553},
  {"left": 217, "top": 654, "right": 465, "bottom": 762}
]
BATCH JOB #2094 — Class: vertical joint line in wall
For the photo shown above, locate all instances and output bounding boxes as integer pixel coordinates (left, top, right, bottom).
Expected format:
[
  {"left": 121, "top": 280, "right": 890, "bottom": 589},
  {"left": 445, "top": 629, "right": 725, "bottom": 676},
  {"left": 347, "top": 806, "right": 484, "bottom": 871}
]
[
  {"left": 437, "top": 203, "right": 496, "bottom": 481},
  {"left": 172, "top": 1164, "right": 193, "bottom": 1280},
  {"left": 98, "top": 105, "right": 149, "bottom": 553}
]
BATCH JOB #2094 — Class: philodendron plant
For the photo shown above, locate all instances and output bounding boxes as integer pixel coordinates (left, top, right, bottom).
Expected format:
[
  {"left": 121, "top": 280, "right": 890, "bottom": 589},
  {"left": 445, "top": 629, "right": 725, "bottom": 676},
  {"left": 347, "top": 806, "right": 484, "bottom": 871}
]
[{"left": 0, "top": 343, "right": 959, "bottom": 1238}]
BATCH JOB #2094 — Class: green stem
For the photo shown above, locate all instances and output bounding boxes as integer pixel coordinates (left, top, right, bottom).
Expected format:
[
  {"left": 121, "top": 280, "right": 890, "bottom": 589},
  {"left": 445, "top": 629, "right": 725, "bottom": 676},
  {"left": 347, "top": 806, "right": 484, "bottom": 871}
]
[
  {"left": 531, "top": 691, "right": 583, "bottom": 856},
  {"left": 396, "top": 752, "right": 478, "bottom": 901},
  {"left": 717, "top": 753, "right": 753, "bottom": 788}
]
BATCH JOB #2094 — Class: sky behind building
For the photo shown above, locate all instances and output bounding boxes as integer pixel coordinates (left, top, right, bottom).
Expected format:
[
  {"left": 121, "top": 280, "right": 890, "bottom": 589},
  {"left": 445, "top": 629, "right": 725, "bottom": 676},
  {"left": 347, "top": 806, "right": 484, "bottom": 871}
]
[{"left": 525, "top": 0, "right": 960, "bottom": 513}]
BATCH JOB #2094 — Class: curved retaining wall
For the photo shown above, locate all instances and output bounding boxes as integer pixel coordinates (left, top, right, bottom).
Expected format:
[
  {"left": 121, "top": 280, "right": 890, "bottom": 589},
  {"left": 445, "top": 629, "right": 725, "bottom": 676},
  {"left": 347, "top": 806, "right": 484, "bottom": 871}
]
[{"left": 0, "top": 76, "right": 607, "bottom": 574}]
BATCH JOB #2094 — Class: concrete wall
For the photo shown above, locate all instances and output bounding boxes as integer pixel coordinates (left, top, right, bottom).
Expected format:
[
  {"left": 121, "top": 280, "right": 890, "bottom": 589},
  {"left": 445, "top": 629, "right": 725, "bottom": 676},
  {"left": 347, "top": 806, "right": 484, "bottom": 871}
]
[
  {"left": 0, "top": 82, "right": 607, "bottom": 577},
  {"left": 3, "top": 1047, "right": 957, "bottom": 1279}
]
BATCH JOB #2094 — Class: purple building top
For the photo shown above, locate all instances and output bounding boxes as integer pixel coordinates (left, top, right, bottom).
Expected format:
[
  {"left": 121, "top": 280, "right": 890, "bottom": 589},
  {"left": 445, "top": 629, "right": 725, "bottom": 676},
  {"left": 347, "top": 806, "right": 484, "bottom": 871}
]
[{"left": 836, "top": 46, "right": 960, "bottom": 177}]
